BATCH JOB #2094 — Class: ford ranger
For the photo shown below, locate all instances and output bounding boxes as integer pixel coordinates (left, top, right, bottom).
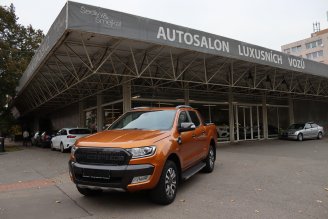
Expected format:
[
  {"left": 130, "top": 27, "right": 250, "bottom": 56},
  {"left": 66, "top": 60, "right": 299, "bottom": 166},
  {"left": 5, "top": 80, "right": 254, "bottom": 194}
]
[{"left": 69, "top": 105, "right": 217, "bottom": 204}]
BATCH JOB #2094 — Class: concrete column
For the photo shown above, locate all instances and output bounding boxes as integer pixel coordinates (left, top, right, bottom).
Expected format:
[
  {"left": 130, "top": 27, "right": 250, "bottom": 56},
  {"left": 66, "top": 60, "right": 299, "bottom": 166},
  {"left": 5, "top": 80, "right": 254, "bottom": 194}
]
[
  {"left": 123, "top": 81, "right": 131, "bottom": 113},
  {"left": 288, "top": 94, "right": 294, "bottom": 125},
  {"left": 78, "top": 101, "right": 85, "bottom": 127},
  {"left": 184, "top": 88, "right": 190, "bottom": 105},
  {"left": 33, "top": 117, "right": 40, "bottom": 132},
  {"left": 262, "top": 93, "right": 268, "bottom": 139},
  {"left": 228, "top": 88, "right": 235, "bottom": 142},
  {"left": 96, "top": 95, "right": 103, "bottom": 132}
]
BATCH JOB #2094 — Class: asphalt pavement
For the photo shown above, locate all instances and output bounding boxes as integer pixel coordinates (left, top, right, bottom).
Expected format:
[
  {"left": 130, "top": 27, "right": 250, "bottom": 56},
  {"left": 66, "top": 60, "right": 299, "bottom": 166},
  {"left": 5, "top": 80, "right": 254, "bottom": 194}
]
[{"left": 0, "top": 139, "right": 327, "bottom": 219}]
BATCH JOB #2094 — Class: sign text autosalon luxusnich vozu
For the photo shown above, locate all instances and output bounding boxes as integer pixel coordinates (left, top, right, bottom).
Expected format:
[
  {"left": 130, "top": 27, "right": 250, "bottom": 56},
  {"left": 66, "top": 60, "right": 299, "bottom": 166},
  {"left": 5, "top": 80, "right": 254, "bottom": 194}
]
[{"left": 156, "top": 26, "right": 305, "bottom": 70}]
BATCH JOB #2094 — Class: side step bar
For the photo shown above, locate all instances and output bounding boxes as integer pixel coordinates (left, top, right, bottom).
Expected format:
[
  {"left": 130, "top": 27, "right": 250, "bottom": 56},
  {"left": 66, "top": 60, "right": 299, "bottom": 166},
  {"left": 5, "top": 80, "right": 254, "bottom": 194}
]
[{"left": 181, "top": 162, "right": 206, "bottom": 180}]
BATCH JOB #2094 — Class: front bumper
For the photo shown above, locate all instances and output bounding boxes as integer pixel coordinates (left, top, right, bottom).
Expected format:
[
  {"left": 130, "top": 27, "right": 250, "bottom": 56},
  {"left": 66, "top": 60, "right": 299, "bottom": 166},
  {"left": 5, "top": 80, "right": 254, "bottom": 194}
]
[
  {"left": 69, "top": 160, "right": 154, "bottom": 190},
  {"left": 287, "top": 134, "right": 298, "bottom": 140}
]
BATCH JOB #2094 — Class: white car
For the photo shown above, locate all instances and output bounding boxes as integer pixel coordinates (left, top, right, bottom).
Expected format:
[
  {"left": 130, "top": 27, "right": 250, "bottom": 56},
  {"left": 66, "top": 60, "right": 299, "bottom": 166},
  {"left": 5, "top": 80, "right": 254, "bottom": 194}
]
[{"left": 51, "top": 128, "right": 91, "bottom": 152}]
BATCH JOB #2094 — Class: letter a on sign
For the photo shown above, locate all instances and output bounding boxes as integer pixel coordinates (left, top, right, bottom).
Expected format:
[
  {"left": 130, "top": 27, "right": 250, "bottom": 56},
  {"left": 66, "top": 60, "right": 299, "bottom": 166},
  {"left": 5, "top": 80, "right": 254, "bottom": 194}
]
[{"left": 157, "top": 27, "right": 167, "bottom": 40}]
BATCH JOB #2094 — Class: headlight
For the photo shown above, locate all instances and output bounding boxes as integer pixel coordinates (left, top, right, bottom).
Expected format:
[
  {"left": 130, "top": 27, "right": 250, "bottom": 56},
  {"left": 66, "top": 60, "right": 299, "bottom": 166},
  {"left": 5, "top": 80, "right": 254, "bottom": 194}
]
[
  {"left": 71, "top": 145, "right": 78, "bottom": 158},
  {"left": 126, "top": 146, "right": 156, "bottom": 159}
]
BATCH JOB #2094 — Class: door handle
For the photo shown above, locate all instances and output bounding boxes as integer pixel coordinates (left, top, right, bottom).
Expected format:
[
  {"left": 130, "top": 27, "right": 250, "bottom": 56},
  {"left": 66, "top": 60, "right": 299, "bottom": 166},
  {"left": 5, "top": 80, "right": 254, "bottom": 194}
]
[
  {"left": 202, "top": 131, "right": 206, "bottom": 135},
  {"left": 192, "top": 134, "right": 196, "bottom": 138}
]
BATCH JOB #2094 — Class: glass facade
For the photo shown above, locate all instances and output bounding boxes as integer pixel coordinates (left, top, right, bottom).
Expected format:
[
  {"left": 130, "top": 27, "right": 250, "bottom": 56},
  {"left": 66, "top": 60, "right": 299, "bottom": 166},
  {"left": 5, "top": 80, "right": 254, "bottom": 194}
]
[
  {"left": 189, "top": 103, "right": 230, "bottom": 142},
  {"left": 85, "top": 109, "right": 97, "bottom": 132},
  {"left": 267, "top": 106, "right": 289, "bottom": 138},
  {"left": 88, "top": 97, "right": 290, "bottom": 142}
]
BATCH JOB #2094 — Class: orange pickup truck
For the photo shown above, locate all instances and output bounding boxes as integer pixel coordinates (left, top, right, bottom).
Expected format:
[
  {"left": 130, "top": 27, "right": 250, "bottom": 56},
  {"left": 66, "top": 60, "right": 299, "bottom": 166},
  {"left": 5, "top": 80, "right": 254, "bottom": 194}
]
[{"left": 69, "top": 105, "right": 217, "bottom": 204}]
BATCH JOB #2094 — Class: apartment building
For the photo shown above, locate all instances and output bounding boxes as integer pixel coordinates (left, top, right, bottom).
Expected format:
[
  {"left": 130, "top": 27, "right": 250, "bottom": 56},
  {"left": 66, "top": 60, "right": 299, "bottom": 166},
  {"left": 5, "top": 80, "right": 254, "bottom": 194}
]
[{"left": 281, "top": 28, "right": 328, "bottom": 64}]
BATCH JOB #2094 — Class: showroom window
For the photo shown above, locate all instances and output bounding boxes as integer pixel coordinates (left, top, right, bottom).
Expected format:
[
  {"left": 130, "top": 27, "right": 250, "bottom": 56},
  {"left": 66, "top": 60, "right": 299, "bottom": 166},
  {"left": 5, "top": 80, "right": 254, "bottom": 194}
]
[{"left": 85, "top": 109, "right": 97, "bottom": 133}]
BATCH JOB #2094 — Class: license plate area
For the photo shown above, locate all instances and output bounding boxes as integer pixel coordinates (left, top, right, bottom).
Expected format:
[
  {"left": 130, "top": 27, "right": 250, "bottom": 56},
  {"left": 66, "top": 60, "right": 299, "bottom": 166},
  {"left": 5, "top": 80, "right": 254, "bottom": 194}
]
[{"left": 82, "top": 169, "right": 110, "bottom": 180}]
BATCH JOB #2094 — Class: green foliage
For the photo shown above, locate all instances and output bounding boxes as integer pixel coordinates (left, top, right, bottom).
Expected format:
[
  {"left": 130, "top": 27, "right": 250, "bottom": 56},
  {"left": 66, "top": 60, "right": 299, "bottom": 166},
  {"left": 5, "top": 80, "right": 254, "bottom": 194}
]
[{"left": 0, "top": 3, "right": 44, "bottom": 134}]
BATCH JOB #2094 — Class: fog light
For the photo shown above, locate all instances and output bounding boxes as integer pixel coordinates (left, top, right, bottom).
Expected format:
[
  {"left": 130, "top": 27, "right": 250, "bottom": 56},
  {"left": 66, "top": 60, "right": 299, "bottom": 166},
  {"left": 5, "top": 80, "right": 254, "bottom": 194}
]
[{"left": 131, "top": 175, "right": 150, "bottom": 184}]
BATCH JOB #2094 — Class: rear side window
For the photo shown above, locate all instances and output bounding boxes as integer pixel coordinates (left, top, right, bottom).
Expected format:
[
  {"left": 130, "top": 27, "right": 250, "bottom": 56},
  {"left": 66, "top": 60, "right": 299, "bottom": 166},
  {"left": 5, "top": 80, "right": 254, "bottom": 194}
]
[
  {"left": 310, "top": 123, "right": 318, "bottom": 128},
  {"left": 69, "top": 129, "right": 91, "bottom": 134},
  {"left": 188, "top": 111, "right": 201, "bottom": 127},
  {"left": 60, "top": 129, "right": 68, "bottom": 135},
  {"left": 304, "top": 124, "right": 311, "bottom": 129}
]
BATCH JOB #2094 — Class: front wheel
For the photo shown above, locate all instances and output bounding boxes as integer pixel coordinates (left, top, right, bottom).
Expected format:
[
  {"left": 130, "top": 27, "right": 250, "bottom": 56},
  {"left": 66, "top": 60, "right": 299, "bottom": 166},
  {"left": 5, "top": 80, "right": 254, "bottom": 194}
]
[
  {"left": 50, "top": 142, "right": 55, "bottom": 151},
  {"left": 297, "top": 133, "right": 303, "bottom": 141},
  {"left": 203, "top": 145, "right": 216, "bottom": 173},
  {"left": 150, "top": 160, "right": 178, "bottom": 205},
  {"left": 76, "top": 186, "right": 102, "bottom": 196}
]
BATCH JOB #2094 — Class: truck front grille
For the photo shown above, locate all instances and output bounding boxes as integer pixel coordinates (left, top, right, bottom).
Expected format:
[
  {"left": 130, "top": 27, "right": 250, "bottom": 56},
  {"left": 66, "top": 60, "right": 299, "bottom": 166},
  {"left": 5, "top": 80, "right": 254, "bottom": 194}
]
[{"left": 75, "top": 148, "right": 131, "bottom": 165}]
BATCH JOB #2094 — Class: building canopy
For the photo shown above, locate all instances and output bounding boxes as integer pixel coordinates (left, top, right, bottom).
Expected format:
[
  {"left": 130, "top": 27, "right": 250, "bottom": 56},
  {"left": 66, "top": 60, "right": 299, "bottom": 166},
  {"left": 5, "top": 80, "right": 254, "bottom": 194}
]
[{"left": 13, "top": 1, "right": 328, "bottom": 117}]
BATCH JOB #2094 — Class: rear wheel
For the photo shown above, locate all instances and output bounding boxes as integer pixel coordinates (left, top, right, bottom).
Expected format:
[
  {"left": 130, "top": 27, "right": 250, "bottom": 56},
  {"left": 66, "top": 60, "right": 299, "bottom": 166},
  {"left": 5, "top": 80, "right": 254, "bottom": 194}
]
[
  {"left": 150, "top": 160, "right": 178, "bottom": 205},
  {"left": 76, "top": 186, "right": 102, "bottom": 196},
  {"left": 203, "top": 144, "right": 216, "bottom": 173},
  {"left": 297, "top": 133, "right": 303, "bottom": 141},
  {"left": 317, "top": 132, "right": 323, "bottom": 140},
  {"left": 60, "top": 142, "right": 65, "bottom": 153}
]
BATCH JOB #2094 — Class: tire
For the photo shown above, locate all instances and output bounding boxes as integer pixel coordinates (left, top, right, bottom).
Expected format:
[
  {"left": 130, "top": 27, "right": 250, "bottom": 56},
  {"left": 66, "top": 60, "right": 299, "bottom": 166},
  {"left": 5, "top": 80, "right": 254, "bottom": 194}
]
[
  {"left": 76, "top": 186, "right": 102, "bottom": 196},
  {"left": 50, "top": 142, "right": 55, "bottom": 151},
  {"left": 297, "top": 133, "right": 303, "bottom": 141},
  {"left": 60, "top": 142, "right": 65, "bottom": 153},
  {"left": 317, "top": 132, "right": 323, "bottom": 140},
  {"left": 202, "top": 144, "right": 216, "bottom": 173},
  {"left": 150, "top": 160, "right": 178, "bottom": 205}
]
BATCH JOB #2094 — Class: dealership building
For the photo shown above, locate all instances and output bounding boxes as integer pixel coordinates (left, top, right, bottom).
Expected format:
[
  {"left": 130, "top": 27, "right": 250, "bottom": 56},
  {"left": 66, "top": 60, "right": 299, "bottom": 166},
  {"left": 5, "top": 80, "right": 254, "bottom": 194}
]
[{"left": 12, "top": 1, "right": 328, "bottom": 142}]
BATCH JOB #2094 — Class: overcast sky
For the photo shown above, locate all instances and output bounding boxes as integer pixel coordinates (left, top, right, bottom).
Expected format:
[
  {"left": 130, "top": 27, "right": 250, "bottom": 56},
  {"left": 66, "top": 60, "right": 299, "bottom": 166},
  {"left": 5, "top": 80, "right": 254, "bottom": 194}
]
[{"left": 1, "top": 0, "right": 328, "bottom": 51}]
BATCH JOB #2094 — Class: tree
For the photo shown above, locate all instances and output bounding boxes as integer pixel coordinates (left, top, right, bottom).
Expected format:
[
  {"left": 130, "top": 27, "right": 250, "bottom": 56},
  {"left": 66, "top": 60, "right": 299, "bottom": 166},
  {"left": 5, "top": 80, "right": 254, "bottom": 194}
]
[{"left": 0, "top": 3, "right": 44, "bottom": 135}]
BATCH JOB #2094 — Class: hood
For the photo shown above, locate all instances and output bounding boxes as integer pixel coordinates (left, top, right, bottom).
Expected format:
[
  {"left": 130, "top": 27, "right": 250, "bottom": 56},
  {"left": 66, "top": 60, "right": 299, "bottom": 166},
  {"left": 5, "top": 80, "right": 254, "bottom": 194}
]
[{"left": 75, "top": 129, "right": 170, "bottom": 148}]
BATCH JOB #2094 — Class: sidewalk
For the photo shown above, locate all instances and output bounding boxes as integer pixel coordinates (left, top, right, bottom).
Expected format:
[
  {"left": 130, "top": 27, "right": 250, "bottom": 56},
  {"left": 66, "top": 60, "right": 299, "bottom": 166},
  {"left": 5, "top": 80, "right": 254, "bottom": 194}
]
[{"left": 3, "top": 138, "right": 26, "bottom": 147}]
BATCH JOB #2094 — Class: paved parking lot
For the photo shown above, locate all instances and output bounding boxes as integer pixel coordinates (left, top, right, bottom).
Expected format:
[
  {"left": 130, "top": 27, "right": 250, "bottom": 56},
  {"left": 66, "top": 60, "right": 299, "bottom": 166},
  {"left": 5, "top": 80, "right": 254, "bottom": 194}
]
[{"left": 0, "top": 139, "right": 327, "bottom": 219}]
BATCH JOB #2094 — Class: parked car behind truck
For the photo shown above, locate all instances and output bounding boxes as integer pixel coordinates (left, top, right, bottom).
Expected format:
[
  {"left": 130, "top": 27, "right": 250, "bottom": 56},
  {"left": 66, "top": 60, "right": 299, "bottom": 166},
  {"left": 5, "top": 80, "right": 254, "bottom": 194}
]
[
  {"left": 281, "top": 122, "right": 324, "bottom": 141},
  {"left": 69, "top": 106, "right": 217, "bottom": 204},
  {"left": 51, "top": 128, "right": 91, "bottom": 152}
]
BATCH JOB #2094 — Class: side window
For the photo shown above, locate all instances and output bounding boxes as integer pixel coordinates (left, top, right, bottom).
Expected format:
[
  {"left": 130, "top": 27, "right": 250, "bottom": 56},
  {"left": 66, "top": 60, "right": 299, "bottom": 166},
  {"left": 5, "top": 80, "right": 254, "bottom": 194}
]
[
  {"left": 188, "top": 111, "right": 201, "bottom": 127},
  {"left": 61, "top": 129, "right": 68, "bottom": 135},
  {"left": 310, "top": 123, "right": 318, "bottom": 128},
  {"left": 178, "top": 111, "right": 191, "bottom": 127},
  {"left": 304, "top": 124, "right": 311, "bottom": 129}
]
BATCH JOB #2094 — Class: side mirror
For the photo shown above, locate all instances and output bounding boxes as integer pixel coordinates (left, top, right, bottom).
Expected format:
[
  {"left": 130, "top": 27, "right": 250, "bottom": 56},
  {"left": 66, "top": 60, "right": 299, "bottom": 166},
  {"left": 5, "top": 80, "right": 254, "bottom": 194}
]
[{"left": 178, "top": 122, "right": 196, "bottom": 133}]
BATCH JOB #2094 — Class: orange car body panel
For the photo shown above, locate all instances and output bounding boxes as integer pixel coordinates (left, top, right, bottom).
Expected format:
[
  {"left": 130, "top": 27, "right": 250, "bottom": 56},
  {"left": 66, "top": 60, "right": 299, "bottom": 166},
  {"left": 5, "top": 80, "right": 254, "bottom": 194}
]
[{"left": 70, "top": 107, "right": 217, "bottom": 192}]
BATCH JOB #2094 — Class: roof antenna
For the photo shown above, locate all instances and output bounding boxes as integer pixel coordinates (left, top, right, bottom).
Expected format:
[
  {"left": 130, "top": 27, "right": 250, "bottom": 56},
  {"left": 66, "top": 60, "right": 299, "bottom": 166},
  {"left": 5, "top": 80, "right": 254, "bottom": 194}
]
[{"left": 313, "top": 22, "right": 320, "bottom": 33}]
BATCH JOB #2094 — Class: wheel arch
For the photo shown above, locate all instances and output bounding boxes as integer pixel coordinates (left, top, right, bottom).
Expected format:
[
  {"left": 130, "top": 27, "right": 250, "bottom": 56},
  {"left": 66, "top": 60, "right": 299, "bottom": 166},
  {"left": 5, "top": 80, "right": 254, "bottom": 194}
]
[{"left": 166, "top": 153, "right": 182, "bottom": 180}]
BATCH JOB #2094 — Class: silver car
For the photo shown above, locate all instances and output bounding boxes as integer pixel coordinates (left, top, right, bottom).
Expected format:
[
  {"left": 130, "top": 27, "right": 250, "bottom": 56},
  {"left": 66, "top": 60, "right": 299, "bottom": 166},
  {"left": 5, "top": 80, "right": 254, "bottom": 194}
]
[{"left": 281, "top": 122, "right": 324, "bottom": 141}]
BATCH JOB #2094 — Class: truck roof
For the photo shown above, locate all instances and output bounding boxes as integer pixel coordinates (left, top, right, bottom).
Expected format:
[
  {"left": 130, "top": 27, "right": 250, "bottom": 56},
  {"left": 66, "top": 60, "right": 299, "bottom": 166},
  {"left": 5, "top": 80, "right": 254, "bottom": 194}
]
[{"left": 132, "top": 105, "right": 193, "bottom": 111}]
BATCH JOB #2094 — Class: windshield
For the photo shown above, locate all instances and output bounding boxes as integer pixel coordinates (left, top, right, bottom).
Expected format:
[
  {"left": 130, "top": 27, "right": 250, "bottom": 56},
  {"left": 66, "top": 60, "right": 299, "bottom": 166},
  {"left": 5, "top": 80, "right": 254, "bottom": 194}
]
[
  {"left": 288, "top": 123, "right": 304, "bottom": 130},
  {"left": 110, "top": 110, "right": 177, "bottom": 131}
]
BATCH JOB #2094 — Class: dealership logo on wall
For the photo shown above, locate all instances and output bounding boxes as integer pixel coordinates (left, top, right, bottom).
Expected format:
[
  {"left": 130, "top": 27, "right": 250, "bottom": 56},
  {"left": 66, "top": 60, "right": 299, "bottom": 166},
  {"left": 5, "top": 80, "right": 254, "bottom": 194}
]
[{"left": 80, "top": 6, "right": 122, "bottom": 29}]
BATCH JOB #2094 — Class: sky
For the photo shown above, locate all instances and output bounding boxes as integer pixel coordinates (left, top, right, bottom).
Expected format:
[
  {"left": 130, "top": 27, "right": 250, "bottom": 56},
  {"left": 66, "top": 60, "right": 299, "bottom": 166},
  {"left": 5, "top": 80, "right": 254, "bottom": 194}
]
[{"left": 1, "top": 0, "right": 328, "bottom": 51}]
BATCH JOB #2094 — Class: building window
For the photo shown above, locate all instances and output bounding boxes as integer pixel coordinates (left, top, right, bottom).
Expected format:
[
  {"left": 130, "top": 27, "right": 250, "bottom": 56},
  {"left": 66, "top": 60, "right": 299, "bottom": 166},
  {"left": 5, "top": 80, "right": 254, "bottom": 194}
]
[
  {"left": 306, "top": 50, "right": 324, "bottom": 59},
  {"left": 305, "top": 39, "right": 322, "bottom": 49},
  {"left": 284, "top": 48, "right": 290, "bottom": 54},
  {"left": 291, "top": 45, "right": 302, "bottom": 53}
]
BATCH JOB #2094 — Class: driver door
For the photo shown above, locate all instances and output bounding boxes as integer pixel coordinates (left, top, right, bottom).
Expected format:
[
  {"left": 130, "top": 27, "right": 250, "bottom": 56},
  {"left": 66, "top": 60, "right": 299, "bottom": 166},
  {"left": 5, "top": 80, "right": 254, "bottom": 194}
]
[
  {"left": 303, "top": 123, "right": 312, "bottom": 139},
  {"left": 178, "top": 111, "right": 196, "bottom": 169}
]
